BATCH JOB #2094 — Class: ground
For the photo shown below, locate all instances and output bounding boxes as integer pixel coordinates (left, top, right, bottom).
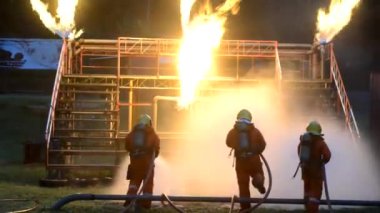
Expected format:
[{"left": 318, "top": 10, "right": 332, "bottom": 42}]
[{"left": 0, "top": 94, "right": 379, "bottom": 212}]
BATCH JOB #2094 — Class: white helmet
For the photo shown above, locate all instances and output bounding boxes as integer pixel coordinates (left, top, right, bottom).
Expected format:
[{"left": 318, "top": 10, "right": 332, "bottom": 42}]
[{"left": 138, "top": 114, "right": 152, "bottom": 126}]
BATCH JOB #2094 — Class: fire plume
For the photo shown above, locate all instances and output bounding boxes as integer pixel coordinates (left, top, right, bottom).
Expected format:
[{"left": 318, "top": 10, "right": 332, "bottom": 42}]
[
  {"left": 316, "top": 0, "right": 361, "bottom": 43},
  {"left": 177, "top": 0, "right": 241, "bottom": 108},
  {"left": 30, "top": 0, "right": 83, "bottom": 40}
]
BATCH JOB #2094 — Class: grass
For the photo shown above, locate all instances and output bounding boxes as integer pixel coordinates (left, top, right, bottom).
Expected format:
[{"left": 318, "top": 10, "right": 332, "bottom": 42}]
[
  {"left": 0, "top": 94, "right": 50, "bottom": 163},
  {"left": 0, "top": 164, "right": 379, "bottom": 213},
  {"left": 0, "top": 94, "right": 379, "bottom": 212}
]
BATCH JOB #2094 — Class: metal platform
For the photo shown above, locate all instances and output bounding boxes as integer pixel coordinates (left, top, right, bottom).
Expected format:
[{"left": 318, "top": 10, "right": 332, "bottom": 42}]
[{"left": 43, "top": 37, "right": 360, "bottom": 180}]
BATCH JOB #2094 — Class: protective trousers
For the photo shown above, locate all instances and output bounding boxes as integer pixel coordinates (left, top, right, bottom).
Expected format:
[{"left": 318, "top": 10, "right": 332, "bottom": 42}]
[
  {"left": 124, "top": 156, "right": 154, "bottom": 209},
  {"left": 235, "top": 157, "right": 265, "bottom": 210},
  {"left": 303, "top": 178, "right": 323, "bottom": 213}
]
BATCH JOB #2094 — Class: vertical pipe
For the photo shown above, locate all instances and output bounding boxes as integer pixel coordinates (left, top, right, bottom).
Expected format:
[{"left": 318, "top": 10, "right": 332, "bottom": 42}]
[
  {"left": 329, "top": 44, "right": 333, "bottom": 82},
  {"left": 67, "top": 40, "right": 71, "bottom": 75},
  {"left": 157, "top": 44, "right": 160, "bottom": 77},
  {"left": 153, "top": 97, "right": 158, "bottom": 130},
  {"left": 128, "top": 80, "right": 133, "bottom": 132},
  {"left": 236, "top": 41, "right": 239, "bottom": 80},
  {"left": 320, "top": 44, "right": 325, "bottom": 80},
  {"left": 312, "top": 48, "right": 320, "bottom": 80}
]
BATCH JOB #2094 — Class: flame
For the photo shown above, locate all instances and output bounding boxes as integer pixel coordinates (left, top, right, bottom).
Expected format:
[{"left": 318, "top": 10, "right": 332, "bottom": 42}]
[
  {"left": 30, "top": 0, "right": 83, "bottom": 40},
  {"left": 315, "top": 0, "right": 360, "bottom": 43},
  {"left": 177, "top": 0, "right": 241, "bottom": 108}
]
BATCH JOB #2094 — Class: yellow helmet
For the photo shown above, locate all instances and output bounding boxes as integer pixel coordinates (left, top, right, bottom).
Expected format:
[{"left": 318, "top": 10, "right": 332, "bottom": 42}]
[
  {"left": 306, "top": 120, "right": 322, "bottom": 135},
  {"left": 138, "top": 114, "right": 152, "bottom": 126},
  {"left": 237, "top": 109, "right": 252, "bottom": 122}
]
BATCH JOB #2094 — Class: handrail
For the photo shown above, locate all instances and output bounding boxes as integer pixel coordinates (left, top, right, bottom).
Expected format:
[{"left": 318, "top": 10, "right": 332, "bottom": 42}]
[
  {"left": 329, "top": 44, "right": 360, "bottom": 140},
  {"left": 44, "top": 40, "right": 67, "bottom": 166},
  {"left": 117, "top": 37, "right": 277, "bottom": 57},
  {"left": 274, "top": 41, "right": 283, "bottom": 89}
]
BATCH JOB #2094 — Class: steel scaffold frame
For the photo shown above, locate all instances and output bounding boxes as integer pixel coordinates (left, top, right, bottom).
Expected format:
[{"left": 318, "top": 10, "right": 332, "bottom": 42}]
[{"left": 44, "top": 37, "right": 359, "bottom": 173}]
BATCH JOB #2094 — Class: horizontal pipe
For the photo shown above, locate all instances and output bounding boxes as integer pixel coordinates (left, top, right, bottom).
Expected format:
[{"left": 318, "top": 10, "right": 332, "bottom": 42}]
[
  {"left": 278, "top": 43, "right": 312, "bottom": 48},
  {"left": 78, "top": 39, "right": 117, "bottom": 44},
  {"left": 51, "top": 194, "right": 380, "bottom": 210}
]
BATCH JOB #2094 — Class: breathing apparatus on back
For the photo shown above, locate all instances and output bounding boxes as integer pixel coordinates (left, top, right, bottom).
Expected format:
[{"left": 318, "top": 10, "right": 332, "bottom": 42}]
[
  {"left": 294, "top": 120, "right": 324, "bottom": 177},
  {"left": 299, "top": 132, "right": 312, "bottom": 167},
  {"left": 131, "top": 114, "right": 153, "bottom": 157},
  {"left": 235, "top": 109, "right": 254, "bottom": 155}
]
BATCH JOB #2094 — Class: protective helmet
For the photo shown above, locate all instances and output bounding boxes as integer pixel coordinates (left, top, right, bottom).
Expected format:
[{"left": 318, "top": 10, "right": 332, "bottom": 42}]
[
  {"left": 237, "top": 109, "right": 252, "bottom": 122},
  {"left": 138, "top": 114, "right": 152, "bottom": 126},
  {"left": 306, "top": 121, "right": 322, "bottom": 135}
]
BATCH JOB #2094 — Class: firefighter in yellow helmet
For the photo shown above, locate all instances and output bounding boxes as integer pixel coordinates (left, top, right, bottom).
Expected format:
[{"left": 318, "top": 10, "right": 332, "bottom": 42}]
[
  {"left": 226, "top": 109, "right": 266, "bottom": 211},
  {"left": 298, "top": 121, "right": 331, "bottom": 213},
  {"left": 124, "top": 114, "right": 160, "bottom": 209}
]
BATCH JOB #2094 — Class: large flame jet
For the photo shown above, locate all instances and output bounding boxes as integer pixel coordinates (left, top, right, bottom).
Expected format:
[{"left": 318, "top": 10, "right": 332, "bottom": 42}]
[
  {"left": 315, "top": 0, "right": 361, "bottom": 43},
  {"left": 177, "top": 0, "right": 241, "bottom": 108},
  {"left": 30, "top": 0, "right": 83, "bottom": 40}
]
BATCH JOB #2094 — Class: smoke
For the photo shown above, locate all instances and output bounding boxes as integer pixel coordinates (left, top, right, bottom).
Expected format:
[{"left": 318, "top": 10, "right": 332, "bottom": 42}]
[{"left": 106, "top": 83, "right": 380, "bottom": 207}]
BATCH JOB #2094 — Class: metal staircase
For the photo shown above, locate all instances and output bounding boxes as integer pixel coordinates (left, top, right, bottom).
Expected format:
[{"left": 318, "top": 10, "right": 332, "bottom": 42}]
[
  {"left": 45, "top": 75, "right": 124, "bottom": 180},
  {"left": 42, "top": 38, "right": 360, "bottom": 184}
]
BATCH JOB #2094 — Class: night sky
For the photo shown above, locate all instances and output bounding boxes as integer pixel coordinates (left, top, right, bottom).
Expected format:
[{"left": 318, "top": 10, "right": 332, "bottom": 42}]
[{"left": 0, "top": 0, "right": 379, "bottom": 90}]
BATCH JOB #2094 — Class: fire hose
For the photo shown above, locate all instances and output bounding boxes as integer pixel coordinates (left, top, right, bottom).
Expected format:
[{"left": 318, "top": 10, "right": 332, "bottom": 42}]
[
  {"left": 323, "top": 164, "right": 333, "bottom": 213},
  {"left": 229, "top": 153, "right": 273, "bottom": 213},
  {"left": 123, "top": 152, "right": 156, "bottom": 211},
  {"left": 0, "top": 198, "right": 39, "bottom": 213},
  {"left": 293, "top": 163, "right": 333, "bottom": 213},
  {"left": 123, "top": 152, "right": 185, "bottom": 213},
  {"left": 161, "top": 193, "right": 185, "bottom": 213}
]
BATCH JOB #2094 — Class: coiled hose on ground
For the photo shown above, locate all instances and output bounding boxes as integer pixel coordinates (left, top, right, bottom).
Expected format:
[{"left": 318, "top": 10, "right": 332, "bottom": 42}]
[{"left": 0, "top": 198, "right": 39, "bottom": 213}]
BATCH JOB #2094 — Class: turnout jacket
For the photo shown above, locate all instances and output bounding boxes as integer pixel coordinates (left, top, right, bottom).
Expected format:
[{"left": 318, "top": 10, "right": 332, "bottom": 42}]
[
  {"left": 226, "top": 122, "right": 266, "bottom": 172},
  {"left": 297, "top": 135, "right": 331, "bottom": 180}
]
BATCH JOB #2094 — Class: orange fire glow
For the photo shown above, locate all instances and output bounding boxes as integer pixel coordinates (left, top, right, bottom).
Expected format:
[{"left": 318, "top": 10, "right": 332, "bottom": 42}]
[
  {"left": 177, "top": 0, "right": 241, "bottom": 108},
  {"left": 30, "top": 0, "right": 83, "bottom": 40},
  {"left": 316, "top": 0, "right": 361, "bottom": 43}
]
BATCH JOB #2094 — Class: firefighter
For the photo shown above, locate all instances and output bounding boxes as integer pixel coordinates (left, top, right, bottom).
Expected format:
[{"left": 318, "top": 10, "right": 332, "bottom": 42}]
[
  {"left": 124, "top": 114, "right": 160, "bottom": 210},
  {"left": 298, "top": 121, "right": 331, "bottom": 213},
  {"left": 226, "top": 109, "right": 266, "bottom": 211}
]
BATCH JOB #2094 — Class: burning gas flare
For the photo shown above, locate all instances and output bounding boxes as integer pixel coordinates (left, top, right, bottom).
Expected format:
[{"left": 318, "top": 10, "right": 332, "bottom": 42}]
[
  {"left": 177, "top": 0, "right": 241, "bottom": 108},
  {"left": 30, "top": 0, "right": 83, "bottom": 40},
  {"left": 315, "top": 0, "right": 361, "bottom": 43}
]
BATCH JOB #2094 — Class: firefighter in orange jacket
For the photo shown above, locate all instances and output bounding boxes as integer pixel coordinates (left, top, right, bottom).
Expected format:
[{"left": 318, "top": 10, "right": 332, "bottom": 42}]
[
  {"left": 298, "top": 121, "right": 331, "bottom": 213},
  {"left": 124, "top": 114, "right": 160, "bottom": 209},
  {"left": 226, "top": 109, "right": 266, "bottom": 211}
]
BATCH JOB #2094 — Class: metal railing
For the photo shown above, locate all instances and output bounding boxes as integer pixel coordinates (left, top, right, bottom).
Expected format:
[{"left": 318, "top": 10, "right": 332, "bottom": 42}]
[
  {"left": 117, "top": 37, "right": 277, "bottom": 57},
  {"left": 44, "top": 40, "right": 67, "bottom": 165},
  {"left": 330, "top": 44, "right": 360, "bottom": 140}
]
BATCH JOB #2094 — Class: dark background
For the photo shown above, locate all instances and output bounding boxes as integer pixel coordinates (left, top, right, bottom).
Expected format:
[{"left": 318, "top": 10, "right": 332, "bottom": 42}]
[
  {"left": 0, "top": 0, "right": 378, "bottom": 89},
  {"left": 0, "top": 0, "right": 379, "bottom": 141}
]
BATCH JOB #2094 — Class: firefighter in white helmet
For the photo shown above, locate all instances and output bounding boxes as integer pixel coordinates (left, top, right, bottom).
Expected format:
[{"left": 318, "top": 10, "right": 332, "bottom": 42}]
[
  {"left": 226, "top": 109, "right": 267, "bottom": 211},
  {"left": 298, "top": 120, "right": 331, "bottom": 213},
  {"left": 124, "top": 114, "right": 160, "bottom": 209}
]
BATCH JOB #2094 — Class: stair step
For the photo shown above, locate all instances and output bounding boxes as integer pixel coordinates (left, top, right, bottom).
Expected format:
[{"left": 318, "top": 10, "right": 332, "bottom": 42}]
[
  {"left": 47, "top": 164, "right": 119, "bottom": 169},
  {"left": 54, "top": 118, "right": 118, "bottom": 122},
  {"left": 51, "top": 136, "right": 121, "bottom": 140},
  {"left": 58, "top": 90, "right": 118, "bottom": 94},
  {"left": 57, "top": 99, "right": 116, "bottom": 103},
  {"left": 55, "top": 129, "right": 117, "bottom": 132},
  {"left": 55, "top": 110, "right": 118, "bottom": 114},
  {"left": 49, "top": 149, "right": 126, "bottom": 155},
  {"left": 60, "top": 83, "right": 117, "bottom": 87}
]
